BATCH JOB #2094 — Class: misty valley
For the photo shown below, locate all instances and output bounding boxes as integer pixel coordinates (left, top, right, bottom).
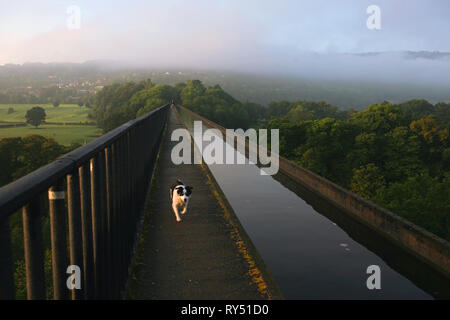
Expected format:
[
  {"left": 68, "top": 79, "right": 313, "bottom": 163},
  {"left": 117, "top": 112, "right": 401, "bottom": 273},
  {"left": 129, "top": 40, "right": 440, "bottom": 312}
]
[{"left": 0, "top": 0, "right": 449, "bottom": 305}]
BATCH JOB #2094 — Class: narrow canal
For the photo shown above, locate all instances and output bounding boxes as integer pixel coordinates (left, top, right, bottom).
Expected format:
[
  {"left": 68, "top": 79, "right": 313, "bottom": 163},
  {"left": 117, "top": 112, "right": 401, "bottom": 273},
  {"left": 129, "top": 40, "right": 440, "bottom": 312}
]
[{"left": 178, "top": 108, "right": 449, "bottom": 299}]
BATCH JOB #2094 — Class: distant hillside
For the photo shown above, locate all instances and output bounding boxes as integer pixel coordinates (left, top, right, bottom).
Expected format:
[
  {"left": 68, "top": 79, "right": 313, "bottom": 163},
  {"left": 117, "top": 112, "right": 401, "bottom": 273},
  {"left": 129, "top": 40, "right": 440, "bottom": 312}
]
[
  {"left": 352, "top": 51, "right": 450, "bottom": 60},
  {"left": 1, "top": 53, "right": 450, "bottom": 110}
]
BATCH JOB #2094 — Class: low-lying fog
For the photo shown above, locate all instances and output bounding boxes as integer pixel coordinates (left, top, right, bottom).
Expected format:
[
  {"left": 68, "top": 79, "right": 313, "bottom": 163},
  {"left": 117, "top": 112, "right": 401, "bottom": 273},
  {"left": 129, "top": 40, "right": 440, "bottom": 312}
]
[{"left": 1, "top": 0, "right": 450, "bottom": 87}]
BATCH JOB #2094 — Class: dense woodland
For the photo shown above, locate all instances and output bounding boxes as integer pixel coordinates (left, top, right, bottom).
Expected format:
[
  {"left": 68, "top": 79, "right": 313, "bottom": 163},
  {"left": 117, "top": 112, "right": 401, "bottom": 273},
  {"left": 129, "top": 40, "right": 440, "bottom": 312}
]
[
  {"left": 92, "top": 80, "right": 450, "bottom": 241},
  {"left": 92, "top": 79, "right": 267, "bottom": 132}
]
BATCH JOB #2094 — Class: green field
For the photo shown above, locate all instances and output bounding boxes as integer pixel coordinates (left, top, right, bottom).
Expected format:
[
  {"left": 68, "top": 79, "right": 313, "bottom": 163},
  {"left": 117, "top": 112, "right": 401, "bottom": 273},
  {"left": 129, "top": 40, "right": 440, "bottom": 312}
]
[
  {"left": 0, "top": 104, "right": 91, "bottom": 123},
  {"left": 0, "top": 104, "right": 101, "bottom": 145},
  {"left": 0, "top": 124, "right": 102, "bottom": 146}
]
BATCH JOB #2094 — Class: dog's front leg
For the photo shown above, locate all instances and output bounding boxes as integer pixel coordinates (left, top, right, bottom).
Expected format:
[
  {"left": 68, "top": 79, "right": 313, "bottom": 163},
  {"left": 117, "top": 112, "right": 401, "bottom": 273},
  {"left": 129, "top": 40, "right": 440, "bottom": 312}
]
[
  {"left": 181, "top": 199, "right": 189, "bottom": 215},
  {"left": 172, "top": 203, "right": 182, "bottom": 222}
]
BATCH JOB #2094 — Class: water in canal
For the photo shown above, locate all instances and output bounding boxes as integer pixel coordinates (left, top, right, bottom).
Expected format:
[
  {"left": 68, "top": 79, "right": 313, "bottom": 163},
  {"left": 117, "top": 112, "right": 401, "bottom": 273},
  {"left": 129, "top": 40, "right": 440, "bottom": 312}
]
[{"left": 178, "top": 109, "right": 449, "bottom": 299}]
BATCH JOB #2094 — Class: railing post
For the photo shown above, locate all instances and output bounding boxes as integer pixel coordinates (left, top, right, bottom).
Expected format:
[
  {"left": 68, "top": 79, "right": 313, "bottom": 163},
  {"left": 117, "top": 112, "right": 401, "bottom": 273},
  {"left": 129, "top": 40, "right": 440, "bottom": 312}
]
[
  {"left": 97, "top": 150, "right": 108, "bottom": 298},
  {"left": 128, "top": 130, "right": 137, "bottom": 244},
  {"left": 67, "top": 170, "right": 84, "bottom": 300},
  {"left": 0, "top": 217, "right": 15, "bottom": 299},
  {"left": 22, "top": 197, "right": 46, "bottom": 300},
  {"left": 119, "top": 136, "right": 129, "bottom": 280},
  {"left": 104, "top": 146, "right": 115, "bottom": 298},
  {"left": 79, "top": 163, "right": 94, "bottom": 299},
  {"left": 126, "top": 134, "right": 133, "bottom": 265},
  {"left": 111, "top": 142, "right": 120, "bottom": 297},
  {"left": 113, "top": 139, "right": 122, "bottom": 292},
  {"left": 49, "top": 179, "right": 68, "bottom": 300},
  {"left": 130, "top": 129, "right": 137, "bottom": 231},
  {"left": 90, "top": 156, "right": 101, "bottom": 299},
  {"left": 119, "top": 137, "right": 127, "bottom": 291},
  {"left": 126, "top": 134, "right": 133, "bottom": 238},
  {"left": 138, "top": 124, "right": 144, "bottom": 204}
]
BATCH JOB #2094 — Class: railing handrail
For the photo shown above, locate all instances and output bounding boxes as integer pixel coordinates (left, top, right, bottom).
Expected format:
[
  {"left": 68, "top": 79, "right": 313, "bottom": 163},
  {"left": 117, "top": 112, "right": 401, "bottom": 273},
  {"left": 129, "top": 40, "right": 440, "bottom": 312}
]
[{"left": 0, "top": 103, "right": 170, "bottom": 220}]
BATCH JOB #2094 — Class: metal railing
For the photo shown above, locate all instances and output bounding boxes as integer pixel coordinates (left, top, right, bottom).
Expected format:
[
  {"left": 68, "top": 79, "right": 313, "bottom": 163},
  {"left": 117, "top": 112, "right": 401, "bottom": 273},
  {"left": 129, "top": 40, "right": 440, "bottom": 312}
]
[{"left": 0, "top": 104, "right": 170, "bottom": 299}]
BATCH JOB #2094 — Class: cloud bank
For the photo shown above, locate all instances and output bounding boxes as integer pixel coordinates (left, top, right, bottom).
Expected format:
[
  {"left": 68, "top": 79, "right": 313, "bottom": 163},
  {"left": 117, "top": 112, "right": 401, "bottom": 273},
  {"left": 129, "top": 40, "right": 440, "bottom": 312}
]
[{"left": 1, "top": 0, "right": 450, "bottom": 85}]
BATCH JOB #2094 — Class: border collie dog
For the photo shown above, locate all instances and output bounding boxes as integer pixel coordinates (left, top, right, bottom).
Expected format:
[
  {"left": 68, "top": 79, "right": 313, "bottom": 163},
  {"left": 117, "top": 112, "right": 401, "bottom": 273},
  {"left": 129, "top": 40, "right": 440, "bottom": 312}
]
[{"left": 170, "top": 179, "right": 193, "bottom": 222}]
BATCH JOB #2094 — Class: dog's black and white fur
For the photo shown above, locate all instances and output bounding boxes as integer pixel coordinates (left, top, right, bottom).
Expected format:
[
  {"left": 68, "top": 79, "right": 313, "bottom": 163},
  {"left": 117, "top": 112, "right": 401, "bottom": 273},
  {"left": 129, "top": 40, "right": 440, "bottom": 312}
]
[{"left": 170, "top": 179, "right": 193, "bottom": 222}]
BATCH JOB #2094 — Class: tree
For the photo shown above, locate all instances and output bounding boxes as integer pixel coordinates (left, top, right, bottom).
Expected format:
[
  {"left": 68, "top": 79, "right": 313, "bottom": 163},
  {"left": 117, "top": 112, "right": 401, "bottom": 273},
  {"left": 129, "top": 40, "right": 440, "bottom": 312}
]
[
  {"left": 93, "top": 82, "right": 144, "bottom": 132},
  {"left": 267, "top": 118, "right": 309, "bottom": 158},
  {"left": 296, "top": 118, "right": 356, "bottom": 186},
  {"left": 174, "top": 82, "right": 187, "bottom": 94},
  {"left": 434, "top": 102, "right": 450, "bottom": 122},
  {"left": 180, "top": 80, "right": 206, "bottom": 107},
  {"left": 242, "top": 102, "right": 266, "bottom": 122},
  {"left": 373, "top": 173, "right": 450, "bottom": 241},
  {"left": 285, "top": 105, "right": 315, "bottom": 122},
  {"left": 139, "top": 79, "right": 155, "bottom": 90},
  {"left": 25, "top": 106, "right": 46, "bottom": 128},
  {"left": 396, "top": 99, "right": 434, "bottom": 121},
  {"left": 0, "top": 138, "right": 23, "bottom": 187},
  {"left": 382, "top": 126, "right": 424, "bottom": 183},
  {"left": 350, "top": 163, "right": 386, "bottom": 199},
  {"left": 134, "top": 84, "right": 178, "bottom": 117},
  {"left": 410, "top": 116, "right": 447, "bottom": 145},
  {"left": 0, "top": 135, "right": 68, "bottom": 187},
  {"left": 13, "top": 135, "right": 67, "bottom": 179},
  {"left": 410, "top": 116, "right": 449, "bottom": 177},
  {"left": 53, "top": 101, "right": 60, "bottom": 107},
  {"left": 267, "top": 100, "right": 293, "bottom": 119},
  {"left": 350, "top": 103, "right": 406, "bottom": 135}
]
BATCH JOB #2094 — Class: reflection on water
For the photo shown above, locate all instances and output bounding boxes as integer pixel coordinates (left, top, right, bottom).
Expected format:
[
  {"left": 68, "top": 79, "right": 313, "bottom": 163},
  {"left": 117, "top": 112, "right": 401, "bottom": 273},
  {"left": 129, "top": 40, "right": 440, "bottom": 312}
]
[
  {"left": 178, "top": 108, "right": 449, "bottom": 299},
  {"left": 272, "top": 172, "right": 450, "bottom": 299}
]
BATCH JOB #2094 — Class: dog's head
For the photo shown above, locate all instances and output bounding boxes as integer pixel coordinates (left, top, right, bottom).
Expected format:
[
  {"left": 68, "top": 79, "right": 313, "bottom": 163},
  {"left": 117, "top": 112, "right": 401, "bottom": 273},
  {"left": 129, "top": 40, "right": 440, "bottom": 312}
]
[
  {"left": 185, "top": 186, "right": 193, "bottom": 197},
  {"left": 175, "top": 186, "right": 193, "bottom": 202}
]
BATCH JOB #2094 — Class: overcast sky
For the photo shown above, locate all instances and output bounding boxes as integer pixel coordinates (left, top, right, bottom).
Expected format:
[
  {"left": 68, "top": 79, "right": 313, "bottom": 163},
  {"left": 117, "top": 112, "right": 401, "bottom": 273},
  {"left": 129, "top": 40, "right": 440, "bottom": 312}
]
[{"left": 1, "top": 0, "right": 450, "bottom": 82}]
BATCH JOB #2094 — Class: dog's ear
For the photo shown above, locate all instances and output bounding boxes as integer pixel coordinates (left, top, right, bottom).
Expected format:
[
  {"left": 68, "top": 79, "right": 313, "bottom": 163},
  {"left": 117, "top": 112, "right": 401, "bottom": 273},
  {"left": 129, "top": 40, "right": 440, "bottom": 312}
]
[{"left": 176, "top": 186, "right": 184, "bottom": 195}]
